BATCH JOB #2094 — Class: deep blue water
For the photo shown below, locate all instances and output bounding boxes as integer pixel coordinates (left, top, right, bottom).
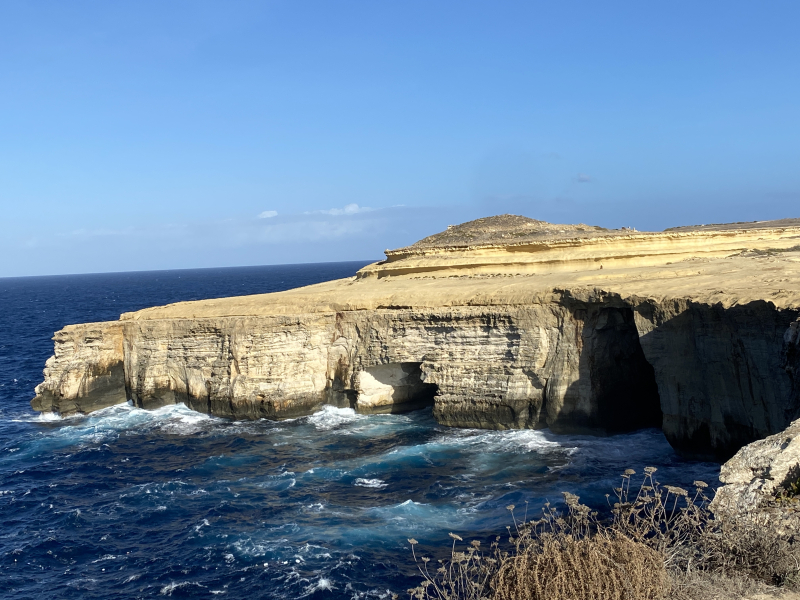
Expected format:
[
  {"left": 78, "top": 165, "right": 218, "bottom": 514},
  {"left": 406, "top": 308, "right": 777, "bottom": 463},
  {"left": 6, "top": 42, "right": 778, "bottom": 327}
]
[{"left": 0, "top": 263, "right": 720, "bottom": 599}]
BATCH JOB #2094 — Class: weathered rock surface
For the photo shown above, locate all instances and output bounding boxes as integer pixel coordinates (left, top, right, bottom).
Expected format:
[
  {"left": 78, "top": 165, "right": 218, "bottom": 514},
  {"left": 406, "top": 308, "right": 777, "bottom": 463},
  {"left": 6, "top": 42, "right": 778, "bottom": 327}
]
[
  {"left": 32, "top": 216, "right": 800, "bottom": 460},
  {"left": 712, "top": 319, "right": 800, "bottom": 511},
  {"left": 635, "top": 303, "right": 799, "bottom": 459},
  {"left": 713, "top": 416, "right": 800, "bottom": 518},
  {"left": 31, "top": 322, "right": 127, "bottom": 415}
]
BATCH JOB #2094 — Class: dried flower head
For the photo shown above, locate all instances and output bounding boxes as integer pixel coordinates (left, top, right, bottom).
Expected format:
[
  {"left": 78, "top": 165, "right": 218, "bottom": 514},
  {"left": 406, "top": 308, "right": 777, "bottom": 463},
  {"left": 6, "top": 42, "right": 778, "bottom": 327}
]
[
  {"left": 408, "top": 538, "right": 418, "bottom": 545},
  {"left": 644, "top": 466, "right": 658, "bottom": 474},
  {"left": 624, "top": 469, "right": 636, "bottom": 476},
  {"left": 448, "top": 532, "right": 463, "bottom": 541},
  {"left": 694, "top": 480, "right": 708, "bottom": 489},
  {"left": 665, "top": 485, "right": 689, "bottom": 497}
]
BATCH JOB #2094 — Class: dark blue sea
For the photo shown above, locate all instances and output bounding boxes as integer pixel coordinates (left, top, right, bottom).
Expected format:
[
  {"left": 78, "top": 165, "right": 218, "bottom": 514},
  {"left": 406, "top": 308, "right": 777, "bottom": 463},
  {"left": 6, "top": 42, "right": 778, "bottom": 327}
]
[{"left": 0, "top": 262, "right": 720, "bottom": 599}]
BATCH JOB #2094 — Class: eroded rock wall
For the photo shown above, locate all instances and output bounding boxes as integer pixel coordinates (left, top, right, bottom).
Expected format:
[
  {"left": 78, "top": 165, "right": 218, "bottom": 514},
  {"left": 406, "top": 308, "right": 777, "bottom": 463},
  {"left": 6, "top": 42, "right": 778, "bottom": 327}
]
[
  {"left": 785, "top": 318, "right": 800, "bottom": 418},
  {"left": 31, "top": 322, "right": 127, "bottom": 416},
  {"left": 30, "top": 296, "right": 800, "bottom": 460},
  {"left": 634, "top": 301, "right": 799, "bottom": 460},
  {"left": 122, "top": 314, "right": 337, "bottom": 419},
  {"left": 33, "top": 298, "right": 662, "bottom": 434}
]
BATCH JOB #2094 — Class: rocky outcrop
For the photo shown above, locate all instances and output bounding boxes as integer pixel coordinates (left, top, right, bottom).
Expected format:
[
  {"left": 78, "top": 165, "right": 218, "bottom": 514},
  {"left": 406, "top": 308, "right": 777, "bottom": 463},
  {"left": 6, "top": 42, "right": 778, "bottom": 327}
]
[
  {"left": 31, "top": 322, "right": 127, "bottom": 415},
  {"left": 710, "top": 320, "right": 800, "bottom": 527},
  {"left": 31, "top": 216, "right": 800, "bottom": 461},
  {"left": 712, "top": 414, "right": 800, "bottom": 518},
  {"left": 123, "top": 314, "right": 337, "bottom": 419}
]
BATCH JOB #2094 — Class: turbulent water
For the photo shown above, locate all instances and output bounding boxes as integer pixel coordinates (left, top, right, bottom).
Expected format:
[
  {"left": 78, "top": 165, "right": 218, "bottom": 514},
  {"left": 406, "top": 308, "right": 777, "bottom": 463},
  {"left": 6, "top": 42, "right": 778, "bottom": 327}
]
[{"left": 0, "top": 263, "right": 720, "bottom": 599}]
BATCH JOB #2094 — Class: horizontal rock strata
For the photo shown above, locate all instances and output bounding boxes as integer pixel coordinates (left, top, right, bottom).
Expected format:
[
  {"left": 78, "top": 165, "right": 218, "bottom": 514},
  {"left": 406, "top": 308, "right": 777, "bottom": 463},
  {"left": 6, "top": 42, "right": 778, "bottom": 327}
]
[
  {"left": 32, "top": 322, "right": 127, "bottom": 415},
  {"left": 32, "top": 216, "right": 800, "bottom": 460}
]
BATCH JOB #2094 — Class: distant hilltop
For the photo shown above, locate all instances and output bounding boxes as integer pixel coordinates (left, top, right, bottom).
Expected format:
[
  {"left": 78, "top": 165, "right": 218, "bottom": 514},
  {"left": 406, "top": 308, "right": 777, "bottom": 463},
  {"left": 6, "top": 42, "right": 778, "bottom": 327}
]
[
  {"left": 391, "top": 214, "right": 800, "bottom": 253},
  {"left": 363, "top": 214, "right": 800, "bottom": 278}
]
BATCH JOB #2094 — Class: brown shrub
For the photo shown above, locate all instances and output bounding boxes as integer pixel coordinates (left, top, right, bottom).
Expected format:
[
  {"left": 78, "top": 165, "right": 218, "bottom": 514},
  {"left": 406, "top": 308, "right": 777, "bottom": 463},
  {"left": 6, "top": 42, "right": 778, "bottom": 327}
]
[
  {"left": 493, "top": 533, "right": 665, "bottom": 600},
  {"left": 407, "top": 467, "right": 800, "bottom": 600},
  {"left": 667, "top": 570, "right": 784, "bottom": 600},
  {"left": 612, "top": 469, "right": 800, "bottom": 586}
]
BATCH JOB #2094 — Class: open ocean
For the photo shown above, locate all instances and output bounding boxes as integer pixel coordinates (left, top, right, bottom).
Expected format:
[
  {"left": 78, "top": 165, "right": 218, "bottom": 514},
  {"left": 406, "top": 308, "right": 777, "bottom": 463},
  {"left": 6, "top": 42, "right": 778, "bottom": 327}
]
[{"left": 0, "top": 262, "right": 720, "bottom": 599}]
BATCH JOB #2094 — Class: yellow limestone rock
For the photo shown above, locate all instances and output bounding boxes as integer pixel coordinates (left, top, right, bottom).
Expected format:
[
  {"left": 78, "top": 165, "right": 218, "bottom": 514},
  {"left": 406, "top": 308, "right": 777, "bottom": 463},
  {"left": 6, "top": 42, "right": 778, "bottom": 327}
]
[{"left": 32, "top": 216, "right": 800, "bottom": 460}]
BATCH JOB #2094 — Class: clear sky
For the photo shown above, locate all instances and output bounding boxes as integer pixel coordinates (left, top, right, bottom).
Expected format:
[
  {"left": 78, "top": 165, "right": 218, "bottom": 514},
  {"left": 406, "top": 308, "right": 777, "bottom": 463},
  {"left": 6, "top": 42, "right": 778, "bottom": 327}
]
[{"left": 2, "top": 1, "right": 799, "bottom": 277}]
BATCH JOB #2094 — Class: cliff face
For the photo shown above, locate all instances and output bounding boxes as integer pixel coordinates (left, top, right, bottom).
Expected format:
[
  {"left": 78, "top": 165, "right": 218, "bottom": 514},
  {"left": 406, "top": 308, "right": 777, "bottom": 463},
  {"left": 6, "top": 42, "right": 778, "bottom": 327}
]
[
  {"left": 708, "top": 317, "right": 800, "bottom": 519},
  {"left": 122, "top": 314, "right": 336, "bottom": 419},
  {"left": 329, "top": 300, "right": 661, "bottom": 434},
  {"left": 31, "top": 322, "right": 127, "bottom": 415},
  {"left": 32, "top": 216, "right": 800, "bottom": 460},
  {"left": 635, "top": 301, "right": 799, "bottom": 459},
  {"left": 98, "top": 301, "right": 662, "bottom": 433}
]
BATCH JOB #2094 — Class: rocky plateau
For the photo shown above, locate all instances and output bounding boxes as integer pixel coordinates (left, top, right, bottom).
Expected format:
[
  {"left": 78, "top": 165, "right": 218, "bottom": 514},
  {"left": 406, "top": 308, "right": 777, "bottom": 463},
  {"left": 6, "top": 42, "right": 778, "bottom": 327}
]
[{"left": 32, "top": 215, "right": 800, "bottom": 474}]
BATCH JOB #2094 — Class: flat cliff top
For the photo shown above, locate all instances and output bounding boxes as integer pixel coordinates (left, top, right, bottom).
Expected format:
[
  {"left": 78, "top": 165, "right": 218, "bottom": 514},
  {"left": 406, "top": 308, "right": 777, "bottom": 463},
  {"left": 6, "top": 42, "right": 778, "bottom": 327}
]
[{"left": 120, "top": 216, "right": 800, "bottom": 321}]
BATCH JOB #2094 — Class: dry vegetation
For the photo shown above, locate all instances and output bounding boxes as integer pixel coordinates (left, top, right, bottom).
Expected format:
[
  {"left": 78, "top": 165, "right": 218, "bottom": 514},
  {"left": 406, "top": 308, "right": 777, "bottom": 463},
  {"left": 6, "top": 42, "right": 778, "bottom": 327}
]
[{"left": 406, "top": 469, "right": 800, "bottom": 600}]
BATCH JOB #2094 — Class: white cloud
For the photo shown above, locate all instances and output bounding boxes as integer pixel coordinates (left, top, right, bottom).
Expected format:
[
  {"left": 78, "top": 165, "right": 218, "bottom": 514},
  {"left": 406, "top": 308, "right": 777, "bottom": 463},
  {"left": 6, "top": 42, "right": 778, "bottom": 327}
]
[
  {"left": 255, "top": 217, "right": 379, "bottom": 244},
  {"left": 576, "top": 174, "right": 592, "bottom": 183},
  {"left": 67, "top": 227, "right": 136, "bottom": 237},
  {"left": 258, "top": 210, "right": 278, "bottom": 219},
  {"left": 307, "top": 203, "right": 373, "bottom": 216}
]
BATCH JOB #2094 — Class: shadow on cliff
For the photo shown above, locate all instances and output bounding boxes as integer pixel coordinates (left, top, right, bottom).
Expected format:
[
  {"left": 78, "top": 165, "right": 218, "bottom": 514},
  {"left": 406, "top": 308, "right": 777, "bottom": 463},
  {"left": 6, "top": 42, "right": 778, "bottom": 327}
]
[
  {"left": 547, "top": 305, "right": 663, "bottom": 437},
  {"left": 634, "top": 300, "right": 800, "bottom": 461}
]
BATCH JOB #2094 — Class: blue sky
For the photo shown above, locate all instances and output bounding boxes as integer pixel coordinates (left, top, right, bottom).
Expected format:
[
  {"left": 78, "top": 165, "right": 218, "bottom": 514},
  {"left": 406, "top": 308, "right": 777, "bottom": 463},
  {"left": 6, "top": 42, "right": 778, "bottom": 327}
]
[{"left": 2, "top": 1, "right": 799, "bottom": 276}]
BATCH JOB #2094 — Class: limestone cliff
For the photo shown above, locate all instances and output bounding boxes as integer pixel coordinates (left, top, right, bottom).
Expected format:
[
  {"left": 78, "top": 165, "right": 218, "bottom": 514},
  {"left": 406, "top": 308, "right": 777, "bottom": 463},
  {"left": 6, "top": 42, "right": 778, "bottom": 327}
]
[
  {"left": 31, "top": 322, "right": 127, "bottom": 415},
  {"left": 32, "top": 216, "right": 800, "bottom": 460}
]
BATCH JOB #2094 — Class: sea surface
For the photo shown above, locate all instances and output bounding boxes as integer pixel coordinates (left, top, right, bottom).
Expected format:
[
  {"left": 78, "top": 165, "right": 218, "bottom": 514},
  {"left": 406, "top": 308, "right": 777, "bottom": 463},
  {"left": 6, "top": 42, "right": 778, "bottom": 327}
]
[{"left": 0, "top": 263, "right": 720, "bottom": 599}]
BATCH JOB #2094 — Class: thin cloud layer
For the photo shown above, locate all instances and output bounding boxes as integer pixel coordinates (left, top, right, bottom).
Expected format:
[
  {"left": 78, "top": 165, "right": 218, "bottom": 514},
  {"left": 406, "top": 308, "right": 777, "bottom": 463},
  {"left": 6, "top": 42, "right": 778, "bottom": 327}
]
[
  {"left": 258, "top": 210, "right": 278, "bottom": 218},
  {"left": 306, "top": 203, "right": 373, "bottom": 216}
]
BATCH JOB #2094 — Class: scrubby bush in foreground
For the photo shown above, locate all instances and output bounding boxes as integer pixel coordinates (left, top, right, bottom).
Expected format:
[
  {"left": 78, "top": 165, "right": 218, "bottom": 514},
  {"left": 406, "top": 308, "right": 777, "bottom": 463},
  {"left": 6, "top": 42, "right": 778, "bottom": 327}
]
[{"left": 407, "top": 468, "right": 800, "bottom": 600}]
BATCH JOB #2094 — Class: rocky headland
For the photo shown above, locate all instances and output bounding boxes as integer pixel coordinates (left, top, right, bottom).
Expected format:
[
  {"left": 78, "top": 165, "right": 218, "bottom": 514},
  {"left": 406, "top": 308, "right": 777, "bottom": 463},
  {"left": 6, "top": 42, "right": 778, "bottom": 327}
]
[{"left": 32, "top": 215, "right": 800, "bottom": 467}]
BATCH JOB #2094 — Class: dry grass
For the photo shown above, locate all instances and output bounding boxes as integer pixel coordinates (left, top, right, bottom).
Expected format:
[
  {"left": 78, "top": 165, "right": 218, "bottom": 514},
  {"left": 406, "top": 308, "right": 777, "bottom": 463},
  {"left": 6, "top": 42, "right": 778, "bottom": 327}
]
[
  {"left": 406, "top": 467, "right": 800, "bottom": 600},
  {"left": 492, "top": 533, "right": 665, "bottom": 600},
  {"left": 667, "top": 571, "right": 784, "bottom": 600}
]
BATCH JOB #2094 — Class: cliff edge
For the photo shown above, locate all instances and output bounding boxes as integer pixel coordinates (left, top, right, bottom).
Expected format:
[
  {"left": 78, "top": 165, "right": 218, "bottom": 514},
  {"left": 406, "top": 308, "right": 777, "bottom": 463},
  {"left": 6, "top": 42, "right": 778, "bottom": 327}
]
[{"left": 32, "top": 215, "right": 800, "bottom": 460}]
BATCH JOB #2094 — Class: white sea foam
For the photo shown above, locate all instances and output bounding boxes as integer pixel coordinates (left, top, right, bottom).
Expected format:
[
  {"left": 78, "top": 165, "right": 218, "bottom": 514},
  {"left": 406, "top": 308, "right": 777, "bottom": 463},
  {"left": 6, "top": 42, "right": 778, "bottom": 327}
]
[
  {"left": 91, "top": 554, "right": 117, "bottom": 563},
  {"left": 6, "top": 403, "right": 223, "bottom": 461},
  {"left": 307, "top": 405, "right": 364, "bottom": 430},
  {"left": 231, "top": 533, "right": 293, "bottom": 558},
  {"left": 160, "top": 581, "right": 205, "bottom": 596},
  {"left": 34, "top": 412, "right": 63, "bottom": 422},
  {"left": 256, "top": 472, "right": 296, "bottom": 491},
  {"left": 354, "top": 478, "right": 387, "bottom": 489},
  {"left": 303, "top": 577, "right": 335, "bottom": 595},
  {"left": 436, "top": 427, "right": 566, "bottom": 455}
]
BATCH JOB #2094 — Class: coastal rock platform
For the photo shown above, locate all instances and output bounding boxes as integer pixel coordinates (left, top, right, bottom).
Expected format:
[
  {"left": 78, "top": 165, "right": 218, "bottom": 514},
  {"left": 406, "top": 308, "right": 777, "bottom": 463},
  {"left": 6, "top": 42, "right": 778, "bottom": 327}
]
[{"left": 32, "top": 215, "right": 800, "bottom": 460}]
